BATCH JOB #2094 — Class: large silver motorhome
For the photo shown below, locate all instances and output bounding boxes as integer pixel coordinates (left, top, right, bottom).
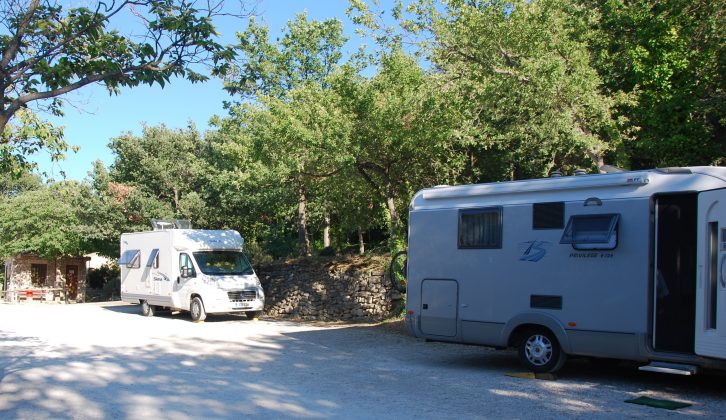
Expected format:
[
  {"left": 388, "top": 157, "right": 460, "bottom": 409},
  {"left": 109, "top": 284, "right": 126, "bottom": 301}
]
[{"left": 403, "top": 167, "right": 726, "bottom": 374}]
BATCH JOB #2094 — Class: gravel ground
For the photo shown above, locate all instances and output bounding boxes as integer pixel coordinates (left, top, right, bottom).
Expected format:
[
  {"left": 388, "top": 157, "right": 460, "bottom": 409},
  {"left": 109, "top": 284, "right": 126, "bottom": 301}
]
[{"left": 0, "top": 302, "right": 724, "bottom": 419}]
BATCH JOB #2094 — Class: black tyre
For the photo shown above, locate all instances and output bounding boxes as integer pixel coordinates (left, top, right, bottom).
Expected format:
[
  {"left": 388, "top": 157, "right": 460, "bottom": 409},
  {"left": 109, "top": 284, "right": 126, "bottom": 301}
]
[
  {"left": 141, "top": 300, "right": 154, "bottom": 317},
  {"left": 190, "top": 296, "right": 206, "bottom": 322},
  {"left": 389, "top": 250, "right": 408, "bottom": 293},
  {"left": 245, "top": 311, "right": 261, "bottom": 320},
  {"left": 517, "top": 328, "right": 567, "bottom": 373}
]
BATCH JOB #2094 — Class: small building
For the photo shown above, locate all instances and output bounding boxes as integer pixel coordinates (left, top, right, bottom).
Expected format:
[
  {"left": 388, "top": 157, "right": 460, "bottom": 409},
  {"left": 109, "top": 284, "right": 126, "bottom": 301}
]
[{"left": 3, "top": 254, "right": 90, "bottom": 302}]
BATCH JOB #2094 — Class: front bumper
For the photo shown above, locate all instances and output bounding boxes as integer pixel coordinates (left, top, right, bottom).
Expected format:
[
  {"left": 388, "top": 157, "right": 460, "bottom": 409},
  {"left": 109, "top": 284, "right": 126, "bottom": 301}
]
[{"left": 204, "top": 287, "right": 265, "bottom": 314}]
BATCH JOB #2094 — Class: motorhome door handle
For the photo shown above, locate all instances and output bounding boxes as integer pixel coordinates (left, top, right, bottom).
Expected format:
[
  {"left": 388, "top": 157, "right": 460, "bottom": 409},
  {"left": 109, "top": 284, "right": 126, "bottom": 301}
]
[
  {"left": 422, "top": 304, "right": 428, "bottom": 310},
  {"left": 461, "top": 304, "right": 468, "bottom": 308},
  {"left": 720, "top": 255, "right": 726, "bottom": 288},
  {"left": 176, "top": 277, "right": 180, "bottom": 284}
]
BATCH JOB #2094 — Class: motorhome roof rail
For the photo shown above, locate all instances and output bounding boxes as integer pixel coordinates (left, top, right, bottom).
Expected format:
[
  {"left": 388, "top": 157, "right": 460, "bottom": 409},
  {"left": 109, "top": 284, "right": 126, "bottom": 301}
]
[{"left": 421, "top": 172, "right": 651, "bottom": 200}]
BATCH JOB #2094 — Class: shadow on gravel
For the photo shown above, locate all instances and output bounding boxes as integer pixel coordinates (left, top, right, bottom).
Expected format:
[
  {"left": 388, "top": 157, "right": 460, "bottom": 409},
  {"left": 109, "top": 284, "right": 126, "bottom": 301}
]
[{"left": 1, "top": 308, "right": 724, "bottom": 419}]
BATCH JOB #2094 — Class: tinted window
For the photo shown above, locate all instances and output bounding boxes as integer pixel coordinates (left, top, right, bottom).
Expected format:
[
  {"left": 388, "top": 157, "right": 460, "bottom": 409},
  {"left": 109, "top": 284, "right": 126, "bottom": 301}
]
[
  {"left": 146, "top": 248, "right": 159, "bottom": 268},
  {"left": 118, "top": 249, "right": 140, "bottom": 269},
  {"left": 179, "top": 253, "right": 195, "bottom": 275},
  {"left": 560, "top": 214, "right": 619, "bottom": 250},
  {"left": 533, "top": 202, "right": 564, "bottom": 229},
  {"left": 458, "top": 208, "right": 503, "bottom": 249},
  {"left": 193, "top": 251, "right": 254, "bottom": 276}
]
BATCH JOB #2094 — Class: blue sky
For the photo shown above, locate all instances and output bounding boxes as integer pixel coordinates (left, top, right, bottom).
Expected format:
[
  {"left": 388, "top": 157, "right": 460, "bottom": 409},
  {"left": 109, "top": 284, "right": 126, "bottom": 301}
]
[{"left": 35, "top": 0, "right": 372, "bottom": 181}]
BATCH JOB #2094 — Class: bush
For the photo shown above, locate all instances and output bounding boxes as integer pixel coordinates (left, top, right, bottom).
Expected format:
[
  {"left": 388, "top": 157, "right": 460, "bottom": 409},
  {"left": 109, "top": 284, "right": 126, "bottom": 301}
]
[
  {"left": 87, "top": 264, "right": 120, "bottom": 289},
  {"left": 102, "top": 276, "right": 120, "bottom": 300},
  {"left": 244, "top": 241, "right": 274, "bottom": 266}
]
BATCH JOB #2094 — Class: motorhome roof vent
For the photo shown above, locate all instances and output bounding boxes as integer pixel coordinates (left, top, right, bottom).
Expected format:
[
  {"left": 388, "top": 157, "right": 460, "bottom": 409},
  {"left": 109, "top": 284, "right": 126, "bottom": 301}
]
[
  {"left": 655, "top": 167, "right": 692, "bottom": 175},
  {"left": 574, "top": 169, "right": 588, "bottom": 176},
  {"left": 550, "top": 170, "right": 563, "bottom": 177},
  {"left": 150, "top": 219, "right": 192, "bottom": 230}
]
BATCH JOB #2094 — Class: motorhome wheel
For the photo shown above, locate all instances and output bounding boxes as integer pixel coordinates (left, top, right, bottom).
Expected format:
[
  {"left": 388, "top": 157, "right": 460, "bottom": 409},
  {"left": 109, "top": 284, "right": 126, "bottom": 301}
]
[
  {"left": 518, "top": 329, "right": 566, "bottom": 373},
  {"left": 246, "top": 311, "right": 261, "bottom": 320},
  {"left": 190, "top": 297, "right": 206, "bottom": 322},
  {"left": 141, "top": 300, "right": 154, "bottom": 317}
]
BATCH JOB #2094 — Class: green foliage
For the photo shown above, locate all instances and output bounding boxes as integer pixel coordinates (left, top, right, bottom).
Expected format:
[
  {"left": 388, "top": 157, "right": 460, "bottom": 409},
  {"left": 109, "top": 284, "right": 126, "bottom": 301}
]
[
  {"left": 423, "top": 0, "right": 620, "bottom": 178},
  {"left": 102, "top": 275, "right": 121, "bottom": 300},
  {"left": 582, "top": 0, "right": 725, "bottom": 167},
  {"left": 109, "top": 124, "right": 206, "bottom": 220},
  {"left": 87, "top": 264, "right": 120, "bottom": 290},
  {"left": 219, "top": 12, "right": 347, "bottom": 100},
  {"left": 0, "top": 167, "right": 43, "bottom": 197},
  {"left": 0, "top": 109, "right": 74, "bottom": 177},
  {"left": 0, "top": 0, "right": 247, "bottom": 173},
  {"left": 0, "top": 181, "right": 88, "bottom": 259},
  {"left": 334, "top": 50, "right": 463, "bottom": 244},
  {"left": 2, "top": 0, "right": 722, "bottom": 263}
]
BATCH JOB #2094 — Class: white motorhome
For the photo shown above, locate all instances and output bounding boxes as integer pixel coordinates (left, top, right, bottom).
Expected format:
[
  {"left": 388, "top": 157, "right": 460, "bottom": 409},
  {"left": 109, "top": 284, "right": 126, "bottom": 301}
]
[
  {"left": 120, "top": 220, "right": 265, "bottom": 322},
  {"left": 402, "top": 167, "right": 726, "bottom": 374}
]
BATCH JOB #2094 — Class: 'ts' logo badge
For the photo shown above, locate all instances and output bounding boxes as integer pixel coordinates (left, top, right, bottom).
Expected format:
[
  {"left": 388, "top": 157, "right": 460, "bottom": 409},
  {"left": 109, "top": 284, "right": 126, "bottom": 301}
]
[{"left": 519, "top": 241, "right": 552, "bottom": 262}]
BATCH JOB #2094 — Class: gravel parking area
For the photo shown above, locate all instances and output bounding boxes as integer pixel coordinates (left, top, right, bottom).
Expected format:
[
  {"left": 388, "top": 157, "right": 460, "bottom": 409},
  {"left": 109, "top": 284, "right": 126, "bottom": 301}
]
[{"left": 0, "top": 302, "right": 724, "bottom": 419}]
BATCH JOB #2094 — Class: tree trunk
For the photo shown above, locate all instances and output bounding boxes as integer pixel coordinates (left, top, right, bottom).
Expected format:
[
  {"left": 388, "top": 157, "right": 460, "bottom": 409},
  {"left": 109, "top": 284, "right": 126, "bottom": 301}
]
[
  {"left": 358, "top": 227, "right": 365, "bottom": 255},
  {"left": 297, "top": 182, "right": 311, "bottom": 256},
  {"left": 323, "top": 214, "right": 331, "bottom": 248},
  {"left": 385, "top": 181, "right": 399, "bottom": 246},
  {"left": 588, "top": 151, "right": 605, "bottom": 172},
  {"left": 172, "top": 187, "right": 181, "bottom": 215}
]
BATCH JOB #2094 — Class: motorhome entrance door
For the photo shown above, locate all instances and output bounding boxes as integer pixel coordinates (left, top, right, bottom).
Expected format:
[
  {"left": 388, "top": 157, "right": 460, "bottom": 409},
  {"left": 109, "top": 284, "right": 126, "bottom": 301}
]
[
  {"left": 695, "top": 189, "right": 726, "bottom": 359},
  {"left": 653, "top": 194, "right": 697, "bottom": 353},
  {"left": 420, "top": 279, "right": 458, "bottom": 337}
]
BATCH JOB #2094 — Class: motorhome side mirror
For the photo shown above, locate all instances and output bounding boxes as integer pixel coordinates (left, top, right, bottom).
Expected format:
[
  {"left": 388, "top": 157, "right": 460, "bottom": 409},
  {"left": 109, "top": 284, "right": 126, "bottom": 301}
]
[{"left": 181, "top": 267, "right": 195, "bottom": 278}]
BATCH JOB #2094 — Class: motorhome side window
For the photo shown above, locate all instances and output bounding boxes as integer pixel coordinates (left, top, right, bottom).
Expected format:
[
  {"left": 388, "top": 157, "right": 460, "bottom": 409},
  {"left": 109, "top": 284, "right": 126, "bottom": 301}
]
[
  {"left": 533, "top": 202, "right": 565, "bottom": 229},
  {"left": 458, "top": 207, "right": 503, "bottom": 249},
  {"left": 560, "top": 214, "right": 620, "bottom": 250},
  {"left": 118, "top": 249, "right": 140, "bottom": 269},
  {"left": 179, "top": 253, "right": 195, "bottom": 277},
  {"left": 146, "top": 248, "right": 159, "bottom": 269}
]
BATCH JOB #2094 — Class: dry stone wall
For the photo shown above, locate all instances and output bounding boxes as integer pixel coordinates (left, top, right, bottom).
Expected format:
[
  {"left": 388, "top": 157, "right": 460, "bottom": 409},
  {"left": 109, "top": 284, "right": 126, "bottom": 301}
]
[{"left": 257, "top": 257, "right": 404, "bottom": 321}]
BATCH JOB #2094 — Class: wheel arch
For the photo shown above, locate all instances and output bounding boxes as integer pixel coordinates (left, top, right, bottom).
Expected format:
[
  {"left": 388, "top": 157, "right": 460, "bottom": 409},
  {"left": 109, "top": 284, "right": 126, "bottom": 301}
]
[{"left": 502, "top": 312, "right": 572, "bottom": 354}]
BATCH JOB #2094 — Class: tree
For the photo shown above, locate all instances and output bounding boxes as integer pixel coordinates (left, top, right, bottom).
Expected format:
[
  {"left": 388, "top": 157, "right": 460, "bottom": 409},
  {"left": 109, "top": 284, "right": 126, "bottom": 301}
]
[
  {"left": 420, "top": 0, "right": 620, "bottom": 178},
  {"left": 247, "top": 84, "right": 353, "bottom": 255},
  {"left": 218, "top": 13, "right": 350, "bottom": 255},
  {"left": 0, "top": 0, "right": 248, "bottom": 171},
  {"left": 1, "top": 107, "right": 70, "bottom": 176},
  {"left": 219, "top": 12, "right": 346, "bottom": 100},
  {"left": 108, "top": 124, "right": 207, "bottom": 221},
  {"left": 75, "top": 160, "right": 167, "bottom": 258},
  {"left": 0, "top": 163, "right": 42, "bottom": 196},
  {"left": 335, "top": 51, "right": 462, "bottom": 248},
  {"left": 0, "top": 181, "right": 86, "bottom": 259},
  {"left": 581, "top": 0, "right": 725, "bottom": 167}
]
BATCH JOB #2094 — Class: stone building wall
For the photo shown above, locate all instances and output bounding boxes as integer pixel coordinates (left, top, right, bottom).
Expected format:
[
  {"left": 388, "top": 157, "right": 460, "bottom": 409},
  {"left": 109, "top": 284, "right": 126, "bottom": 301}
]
[
  {"left": 4, "top": 255, "right": 88, "bottom": 302},
  {"left": 257, "top": 256, "right": 404, "bottom": 321}
]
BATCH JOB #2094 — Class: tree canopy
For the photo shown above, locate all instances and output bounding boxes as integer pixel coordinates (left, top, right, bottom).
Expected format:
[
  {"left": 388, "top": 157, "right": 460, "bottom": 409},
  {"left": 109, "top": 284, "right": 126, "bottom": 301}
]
[
  {"left": 1, "top": 0, "right": 723, "bottom": 262},
  {"left": 0, "top": 0, "right": 248, "bottom": 174}
]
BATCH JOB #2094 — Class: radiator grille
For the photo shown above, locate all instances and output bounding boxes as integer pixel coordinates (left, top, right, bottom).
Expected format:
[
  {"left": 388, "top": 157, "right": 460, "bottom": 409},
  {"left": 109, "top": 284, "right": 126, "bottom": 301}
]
[{"left": 228, "top": 290, "right": 257, "bottom": 302}]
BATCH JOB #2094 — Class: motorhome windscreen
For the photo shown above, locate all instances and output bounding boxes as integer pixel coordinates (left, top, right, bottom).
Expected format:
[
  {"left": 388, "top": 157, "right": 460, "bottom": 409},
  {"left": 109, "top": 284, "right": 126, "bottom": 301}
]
[{"left": 192, "top": 251, "right": 253, "bottom": 276}]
